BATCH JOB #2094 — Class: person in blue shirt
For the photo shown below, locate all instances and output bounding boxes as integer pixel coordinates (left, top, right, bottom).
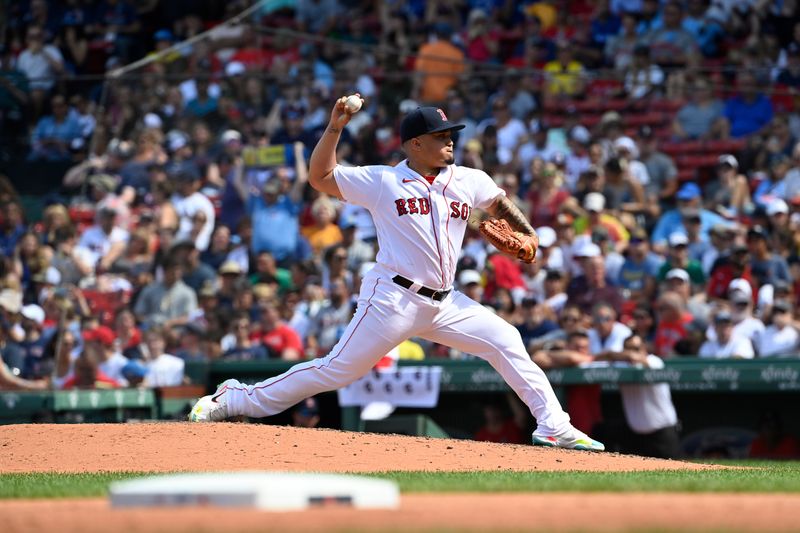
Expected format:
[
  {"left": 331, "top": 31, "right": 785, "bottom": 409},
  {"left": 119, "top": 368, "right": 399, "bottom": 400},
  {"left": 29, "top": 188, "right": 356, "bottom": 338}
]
[
  {"left": 722, "top": 70, "right": 774, "bottom": 138},
  {"left": 650, "top": 182, "right": 729, "bottom": 254},
  {"left": 753, "top": 154, "right": 792, "bottom": 210},
  {"left": 617, "top": 227, "right": 662, "bottom": 301},
  {"left": 28, "top": 94, "right": 82, "bottom": 161}
]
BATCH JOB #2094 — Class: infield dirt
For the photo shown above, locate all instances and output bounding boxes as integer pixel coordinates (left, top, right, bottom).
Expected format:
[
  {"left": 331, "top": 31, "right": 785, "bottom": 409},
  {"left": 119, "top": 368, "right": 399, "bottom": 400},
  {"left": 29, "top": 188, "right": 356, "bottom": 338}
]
[{"left": 3, "top": 423, "right": 798, "bottom": 532}]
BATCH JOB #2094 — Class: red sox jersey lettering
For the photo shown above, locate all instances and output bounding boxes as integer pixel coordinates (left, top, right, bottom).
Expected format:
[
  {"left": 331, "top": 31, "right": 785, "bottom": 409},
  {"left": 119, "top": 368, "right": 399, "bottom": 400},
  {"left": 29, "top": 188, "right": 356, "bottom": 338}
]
[{"left": 333, "top": 160, "right": 502, "bottom": 289}]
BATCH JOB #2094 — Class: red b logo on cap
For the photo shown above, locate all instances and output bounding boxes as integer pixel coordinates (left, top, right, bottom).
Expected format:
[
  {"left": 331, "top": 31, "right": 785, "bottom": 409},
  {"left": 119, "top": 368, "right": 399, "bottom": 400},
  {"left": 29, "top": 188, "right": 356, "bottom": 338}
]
[{"left": 436, "top": 108, "right": 448, "bottom": 121}]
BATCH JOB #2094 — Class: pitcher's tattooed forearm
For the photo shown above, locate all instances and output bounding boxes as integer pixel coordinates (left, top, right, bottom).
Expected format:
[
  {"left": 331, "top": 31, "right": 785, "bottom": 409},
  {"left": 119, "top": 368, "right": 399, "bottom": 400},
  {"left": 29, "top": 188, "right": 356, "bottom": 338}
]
[
  {"left": 327, "top": 127, "right": 340, "bottom": 134},
  {"left": 494, "top": 196, "right": 535, "bottom": 235}
]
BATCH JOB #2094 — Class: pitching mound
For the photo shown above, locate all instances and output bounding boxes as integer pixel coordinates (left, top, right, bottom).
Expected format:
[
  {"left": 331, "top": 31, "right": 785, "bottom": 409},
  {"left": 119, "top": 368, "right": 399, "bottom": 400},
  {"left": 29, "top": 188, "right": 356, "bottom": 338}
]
[{"left": 0, "top": 423, "right": 713, "bottom": 473}]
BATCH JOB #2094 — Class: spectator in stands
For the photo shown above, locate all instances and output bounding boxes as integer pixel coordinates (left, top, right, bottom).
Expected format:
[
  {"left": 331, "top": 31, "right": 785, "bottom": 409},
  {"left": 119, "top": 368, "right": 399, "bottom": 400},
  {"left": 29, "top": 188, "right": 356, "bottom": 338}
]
[
  {"left": 257, "top": 301, "right": 303, "bottom": 361},
  {"left": 200, "top": 224, "right": 233, "bottom": 272},
  {"left": 221, "top": 312, "right": 268, "bottom": 361},
  {"left": 113, "top": 308, "right": 141, "bottom": 359},
  {"left": 604, "top": 11, "right": 640, "bottom": 70},
  {"left": 412, "top": 23, "right": 465, "bottom": 105},
  {"left": 624, "top": 44, "right": 664, "bottom": 100},
  {"left": 542, "top": 268, "right": 567, "bottom": 316},
  {"left": 527, "top": 162, "right": 570, "bottom": 228},
  {"left": 295, "top": 0, "right": 343, "bottom": 35},
  {"left": 708, "top": 244, "right": 758, "bottom": 301},
  {"left": 748, "top": 225, "right": 792, "bottom": 288},
  {"left": 16, "top": 25, "right": 64, "bottom": 118},
  {"left": 460, "top": 8, "right": 501, "bottom": 64},
  {"left": 699, "top": 309, "right": 755, "bottom": 359},
  {"left": 588, "top": 302, "right": 632, "bottom": 355},
  {"left": 672, "top": 78, "right": 725, "bottom": 140},
  {"left": 173, "top": 323, "right": 208, "bottom": 362},
  {"left": 340, "top": 215, "right": 375, "bottom": 272},
  {"left": 19, "top": 304, "right": 52, "bottom": 380},
  {"left": 567, "top": 253, "right": 624, "bottom": 315},
  {"left": 59, "top": 344, "right": 119, "bottom": 390},
  {"left": 76, "top": 205, "right": 128, "bottom": 273},
  {"left": 28, "top": 94, "right": 82, "bottom": 161},
  {"left": 654, "top": 286, "right": 697, "bottom": 358},
  {"left": 242, "top": 176, "right": 303, "bottom": 266},
  {"left": 617, "top": 227, "right": 661, "bottom": 302},
  {"left": 83, "top": 325, "right": 128, "bottom": 385},
  {"left": 307, "top": 279, "right": 353, "bottom": 357},
  {"left": 169, "top": 162, "right": 215, "bottom": 252},
  {"left": 167, "top": 239, "right": 215, "bottom": 294},
  {"left": 637, "top": 125, "right": 678, "bottom": 206},
  {"left": 292, "top": 397, "right": 321, "bottom": 429},
  {"left": 303, "top": 196, "right": 343, "bottom": 256},
  {"left": 712, "top": 285, "right": 765, "bottom": 346},
  {"left": 133, "top": 258, "right": 197, "bottom": 329},
  {"left": 722, "top": 69, "right": 774, "bottom": 138},
  {"left": 705, "top": 155, "right": 751, "bottom": 218},
  {"left": 601, "top": 156, "right": 650, "bottom": 221},
  {"left": 757, "top": 300, "right": 799, "bottom": 357},
  {"left": 754, "top": 154, "right": 793, "bottom": 210},
  {"left": 474, "top": 397, "right": 526, "bottom": 444},
  {"left": 543, "top": 40, "right": 586, "bottom": 98},
  {"left": 0, "top": 45, "right": 30, "bottom": 152},
  {"left": 657, "top": 233, "right": 705, "bottom": 285},
  {"left": 651, "top": 182, "right": 728, "bottom": 252},
  {"left": 643, "top": 1, "right": 698, "bottom": 66},
  {"left": 517, "top": 297, "right": 559, "bottom": 353},
  {"left": 598, "top": 333, "right": 681, "bottom": 459},
  {"left": 0, "top": 201, "right": 27, "bottom": 259},
  {"left": 574, "top": 193, "right": 630, "bottom": 252}
]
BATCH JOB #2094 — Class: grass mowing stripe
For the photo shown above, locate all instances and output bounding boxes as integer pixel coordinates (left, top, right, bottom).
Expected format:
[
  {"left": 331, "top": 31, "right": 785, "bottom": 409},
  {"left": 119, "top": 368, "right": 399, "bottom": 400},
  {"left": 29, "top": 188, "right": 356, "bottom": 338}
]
[{"left": 2, "top": 463, "right": 800, "bottom": 499}]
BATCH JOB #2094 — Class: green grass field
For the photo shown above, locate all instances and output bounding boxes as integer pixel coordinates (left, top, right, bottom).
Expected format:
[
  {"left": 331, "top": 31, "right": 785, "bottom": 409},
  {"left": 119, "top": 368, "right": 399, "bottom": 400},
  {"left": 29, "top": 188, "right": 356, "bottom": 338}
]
[{"left": 2, "top": 462, "right": 799, "bottom": 499}]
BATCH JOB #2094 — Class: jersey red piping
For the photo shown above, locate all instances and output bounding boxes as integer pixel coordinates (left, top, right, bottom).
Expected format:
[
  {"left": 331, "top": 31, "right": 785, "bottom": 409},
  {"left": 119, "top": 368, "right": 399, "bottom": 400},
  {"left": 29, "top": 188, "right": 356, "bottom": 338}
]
[{"left": 441, "top": 167, "right": 455, "bottom": 287}]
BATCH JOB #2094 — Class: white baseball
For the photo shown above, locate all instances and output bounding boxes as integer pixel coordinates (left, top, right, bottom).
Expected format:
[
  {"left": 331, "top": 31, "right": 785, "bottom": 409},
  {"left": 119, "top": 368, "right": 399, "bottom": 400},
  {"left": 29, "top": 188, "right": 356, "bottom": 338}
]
[{"left": 344, "top": 94, "right": 362, "bottom": 113}]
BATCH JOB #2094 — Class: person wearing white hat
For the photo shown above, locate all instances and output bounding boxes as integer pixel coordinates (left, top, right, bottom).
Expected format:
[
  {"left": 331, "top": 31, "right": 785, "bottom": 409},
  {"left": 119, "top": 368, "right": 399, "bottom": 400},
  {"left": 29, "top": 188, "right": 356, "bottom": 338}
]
[
  {"left": 612, "top": 136, "right": 650, "bottom": 187},
  {"left": 574, "top": 192, "right": 630, "bottom": 255},
  {"left": 657, "top": 232, "right": 705, "bottom": 285},
  {"left": 18, "top": 304, "right": 52, "bottom": 380}
]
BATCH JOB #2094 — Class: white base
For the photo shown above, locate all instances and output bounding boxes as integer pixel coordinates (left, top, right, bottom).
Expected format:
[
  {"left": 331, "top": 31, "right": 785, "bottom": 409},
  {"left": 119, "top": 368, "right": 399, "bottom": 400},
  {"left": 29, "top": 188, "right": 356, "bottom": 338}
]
[{"left": 109, "top": 472, "right": 400, "bottom": 511}]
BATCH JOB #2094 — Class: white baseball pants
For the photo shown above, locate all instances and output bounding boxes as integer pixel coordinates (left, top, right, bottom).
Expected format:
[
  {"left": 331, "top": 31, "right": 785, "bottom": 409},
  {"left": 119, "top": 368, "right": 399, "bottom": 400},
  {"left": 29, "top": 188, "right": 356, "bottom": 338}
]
[{"left": 224, "top": 265, "right": 571, "bottom": 435}]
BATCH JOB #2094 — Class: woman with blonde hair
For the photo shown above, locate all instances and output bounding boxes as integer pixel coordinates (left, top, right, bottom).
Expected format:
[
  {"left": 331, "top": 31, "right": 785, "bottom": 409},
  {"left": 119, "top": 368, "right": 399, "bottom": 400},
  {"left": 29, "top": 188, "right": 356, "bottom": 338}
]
[{"left": 302, "top": 195, "right": 342, "bottom": 255}]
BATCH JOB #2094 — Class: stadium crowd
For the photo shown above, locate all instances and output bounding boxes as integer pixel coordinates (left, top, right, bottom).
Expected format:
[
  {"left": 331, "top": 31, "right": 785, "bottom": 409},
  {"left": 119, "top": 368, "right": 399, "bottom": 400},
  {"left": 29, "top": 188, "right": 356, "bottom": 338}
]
[{"left": 0, "top": 0, "right": 800, "bottom": 423}]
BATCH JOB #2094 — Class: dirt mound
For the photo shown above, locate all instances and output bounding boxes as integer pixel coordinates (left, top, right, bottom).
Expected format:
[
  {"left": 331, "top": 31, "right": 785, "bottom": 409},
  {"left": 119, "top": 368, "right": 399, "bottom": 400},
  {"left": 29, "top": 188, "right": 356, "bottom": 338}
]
[{"left": 0, "top": 423, "right": 713, "bottom": 473}]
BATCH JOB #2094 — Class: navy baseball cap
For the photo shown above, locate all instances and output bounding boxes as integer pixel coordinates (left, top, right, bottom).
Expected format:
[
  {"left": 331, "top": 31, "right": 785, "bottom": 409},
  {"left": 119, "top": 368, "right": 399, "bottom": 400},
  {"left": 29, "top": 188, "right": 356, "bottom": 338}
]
[{"left": 400, "top": 106, "right": 465, "bottom": 143}]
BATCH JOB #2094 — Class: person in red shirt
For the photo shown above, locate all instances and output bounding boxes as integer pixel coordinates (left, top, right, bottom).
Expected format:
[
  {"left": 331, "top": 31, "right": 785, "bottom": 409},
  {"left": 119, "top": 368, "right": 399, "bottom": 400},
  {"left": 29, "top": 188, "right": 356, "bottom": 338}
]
[
  {"left": 654, "top": 290, "right": 694, "bottom": 358},
  {"left": 474, "top": 398, "right": 525, "bottom": 444},
  {"left": 258, "top": 302, "right": 303, "bottom": 361},
  {"left": 707, "top": 244, "right": 758, "bottom": 301},
  {"left": 60, "top": 346, "right": 120, "bottom": 390}
]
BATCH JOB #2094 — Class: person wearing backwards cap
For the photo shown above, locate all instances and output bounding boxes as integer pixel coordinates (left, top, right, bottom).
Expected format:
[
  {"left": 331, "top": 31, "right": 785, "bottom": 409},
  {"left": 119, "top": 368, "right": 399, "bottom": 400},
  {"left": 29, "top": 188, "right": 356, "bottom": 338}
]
[
  {"left": 190, "top": 98, "right": 607, "bottom": 452},
  {"left": 650, "top": 182, "right": 729, "bottom": 254}
]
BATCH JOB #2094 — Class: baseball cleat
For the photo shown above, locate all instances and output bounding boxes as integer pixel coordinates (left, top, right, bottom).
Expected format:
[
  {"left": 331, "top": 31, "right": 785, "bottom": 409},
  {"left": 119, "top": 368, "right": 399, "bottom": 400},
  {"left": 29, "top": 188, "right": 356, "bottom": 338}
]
[
  {"left": 188, "top": 379, "right": 239, "bottom": 422},
  {"left": 532, "top": 426, "right": 605, "bottom": 451}
]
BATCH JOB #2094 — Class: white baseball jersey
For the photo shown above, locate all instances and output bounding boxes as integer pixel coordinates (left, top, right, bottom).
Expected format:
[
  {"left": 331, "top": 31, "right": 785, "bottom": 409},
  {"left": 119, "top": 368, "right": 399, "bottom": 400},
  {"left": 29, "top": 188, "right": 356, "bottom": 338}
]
[
  {"left": 333, "top": 160, "right": 504, "bottom": 289},
  {"left": 219, "top": 159, "right": 573, "bottom": 437}
]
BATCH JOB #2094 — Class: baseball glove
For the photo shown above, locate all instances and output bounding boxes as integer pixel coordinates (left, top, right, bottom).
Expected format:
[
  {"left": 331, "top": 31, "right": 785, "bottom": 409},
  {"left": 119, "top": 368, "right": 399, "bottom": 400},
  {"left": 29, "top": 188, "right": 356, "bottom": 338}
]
[{"left": 479, "top": 218, "right": 538, "bottom": 263}]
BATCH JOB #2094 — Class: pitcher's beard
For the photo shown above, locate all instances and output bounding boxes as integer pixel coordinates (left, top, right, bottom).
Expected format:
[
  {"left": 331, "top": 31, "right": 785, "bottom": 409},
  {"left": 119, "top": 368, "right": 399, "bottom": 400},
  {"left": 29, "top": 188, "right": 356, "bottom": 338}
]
[{"left": 444, "top": 155, "right": 455, "bottom": 165}]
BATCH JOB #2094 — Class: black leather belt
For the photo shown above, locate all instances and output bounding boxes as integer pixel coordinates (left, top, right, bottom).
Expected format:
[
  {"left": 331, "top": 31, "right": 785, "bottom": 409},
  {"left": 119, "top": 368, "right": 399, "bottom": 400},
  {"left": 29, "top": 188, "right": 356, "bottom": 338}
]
[{"left": 392, "top": 275, "right": 451, "bottom": 301}]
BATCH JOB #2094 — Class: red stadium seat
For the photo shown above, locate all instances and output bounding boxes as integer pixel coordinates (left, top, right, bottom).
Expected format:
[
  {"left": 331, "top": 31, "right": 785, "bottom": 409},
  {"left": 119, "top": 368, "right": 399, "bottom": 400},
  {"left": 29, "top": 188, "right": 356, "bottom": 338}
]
[
  {"left": 704, "top": 139, "right": 747, "bottom": 154},
  {"left": 661, "top": 140, "right": 706, "bottom": 156},
  {"left": 649, "top": 99, "right": 685, "bottom": 112}
]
